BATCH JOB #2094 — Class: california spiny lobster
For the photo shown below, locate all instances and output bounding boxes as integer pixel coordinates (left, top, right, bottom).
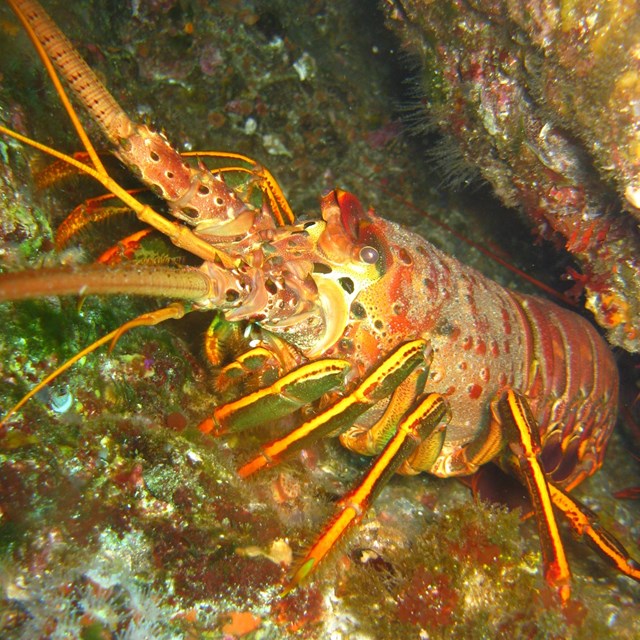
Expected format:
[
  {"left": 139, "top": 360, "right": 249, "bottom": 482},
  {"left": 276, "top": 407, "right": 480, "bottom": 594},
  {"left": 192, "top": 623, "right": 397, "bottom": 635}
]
[{"left": 0, "top": 0, "right": 638, "bottom": 611}]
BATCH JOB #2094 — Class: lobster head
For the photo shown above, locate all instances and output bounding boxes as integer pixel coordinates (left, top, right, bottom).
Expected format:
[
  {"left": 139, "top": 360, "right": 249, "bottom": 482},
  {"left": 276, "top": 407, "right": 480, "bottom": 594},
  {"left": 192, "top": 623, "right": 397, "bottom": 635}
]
[{"left": 197, "top": 189, "right": 390, "bottom": 358}]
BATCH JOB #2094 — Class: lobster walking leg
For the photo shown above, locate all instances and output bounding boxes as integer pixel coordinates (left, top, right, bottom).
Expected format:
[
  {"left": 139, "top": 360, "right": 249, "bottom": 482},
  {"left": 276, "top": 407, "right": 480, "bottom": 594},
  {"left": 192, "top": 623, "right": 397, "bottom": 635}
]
[
  {"left": 212, "top": 347, "right": 283, "bottom": 397},
  {"left": 284, "top": 392, "right": 450, "bottom": 594},
  {"left": 212, "top": 336, "right": 639, "bottom": 598},
  {"left": 548, "top": 485, "right": 640, "bottom": 582},
  {"left": 199, "top": 358, "right": 353, "bottom": 435},
  {"left": 497, "top": 389, "right": 640, "bottom": 601},
  {"left": 339, "top": 366, "right": 431, "bottom": 458},
  {"left": 235, "top": 340, "right": 430, "bottom": 477},
  {"left": 497, "top": 390, "right": 571, "bottom": 603}
]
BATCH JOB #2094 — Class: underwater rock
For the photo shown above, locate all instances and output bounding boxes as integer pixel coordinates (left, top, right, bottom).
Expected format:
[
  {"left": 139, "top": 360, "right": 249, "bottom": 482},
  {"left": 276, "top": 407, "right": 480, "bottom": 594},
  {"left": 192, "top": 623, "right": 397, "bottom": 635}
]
[{"left": 385, "top": 0, "right": 640, "bottom": 352}]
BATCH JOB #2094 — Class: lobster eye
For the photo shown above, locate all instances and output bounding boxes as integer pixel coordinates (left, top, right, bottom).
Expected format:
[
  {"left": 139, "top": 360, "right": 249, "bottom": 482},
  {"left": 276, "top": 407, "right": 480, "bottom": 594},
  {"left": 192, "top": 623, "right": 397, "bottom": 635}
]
[{"left": 359, "top": 245, "right": 379, "bottom": 264}]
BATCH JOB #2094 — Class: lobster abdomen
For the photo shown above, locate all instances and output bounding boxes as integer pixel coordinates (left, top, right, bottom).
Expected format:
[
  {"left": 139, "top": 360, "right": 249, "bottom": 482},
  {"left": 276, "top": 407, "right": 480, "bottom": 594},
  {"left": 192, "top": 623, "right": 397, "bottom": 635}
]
[{"left": 514, "top": 293, "right": 618, "bottom": 488}]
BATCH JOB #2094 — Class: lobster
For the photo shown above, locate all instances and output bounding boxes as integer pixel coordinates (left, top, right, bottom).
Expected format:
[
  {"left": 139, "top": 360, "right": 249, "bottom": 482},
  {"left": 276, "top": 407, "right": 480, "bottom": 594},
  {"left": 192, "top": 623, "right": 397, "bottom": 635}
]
[{"left": 0, "top": 0, "right": 638, "bottom": 610}]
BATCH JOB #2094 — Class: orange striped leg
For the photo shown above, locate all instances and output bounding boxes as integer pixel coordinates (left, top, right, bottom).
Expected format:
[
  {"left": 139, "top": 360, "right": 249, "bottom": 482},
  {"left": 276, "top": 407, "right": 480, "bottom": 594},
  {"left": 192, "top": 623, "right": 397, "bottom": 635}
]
[
  {"left": 201, "top": 316, "right": 283, "bottom": 399},
  {"left": 198, "top": 358, "right": 352, "bottom": 436},
  {"left": 283, "top": 392, "right": 449, "bottom": 594},
  {"left": 97, "top": 229, "right": 154, "bottom": 265},
  {"left": 549, "top": 484, "right": 640, "bottom": 583},
  {"left": 236, "top": 340, "right": 430, "bottom": 477},
  {"left": 497, "top": 390, "right": 571, "bottom": 604},
  {"left": 339, "top": 366, "right": 428, "bottom": 456}
]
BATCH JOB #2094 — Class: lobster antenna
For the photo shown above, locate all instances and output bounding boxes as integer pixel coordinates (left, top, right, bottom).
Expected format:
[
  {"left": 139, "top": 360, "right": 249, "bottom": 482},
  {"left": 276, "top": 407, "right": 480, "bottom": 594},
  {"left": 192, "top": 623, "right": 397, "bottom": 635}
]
[{"left": 7, "top": 0, "right": 108, "bottom": 175}]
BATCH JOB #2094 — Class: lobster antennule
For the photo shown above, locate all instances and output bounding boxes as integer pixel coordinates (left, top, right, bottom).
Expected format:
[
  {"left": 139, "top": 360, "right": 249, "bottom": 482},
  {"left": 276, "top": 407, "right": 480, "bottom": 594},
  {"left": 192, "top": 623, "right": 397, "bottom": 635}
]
[
  {"left": 0, "top": 264, "right": 214, "bottom": 303},
  {"left": 0, "top": 303, "right": 189, "bottom": 427}
]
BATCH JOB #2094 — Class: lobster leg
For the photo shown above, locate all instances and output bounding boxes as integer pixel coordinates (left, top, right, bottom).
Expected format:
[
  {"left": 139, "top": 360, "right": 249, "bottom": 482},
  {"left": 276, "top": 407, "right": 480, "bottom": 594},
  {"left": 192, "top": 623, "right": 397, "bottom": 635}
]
[
  {"left": 211, "top": 346, "right": 283, "bottom": 398},
  {"left": 498, "top": 390, "right": 640, "bottom": 598},
  {"left": 283, "top": 392, "right": 449, "bottom": 594},
  {"left": 215, "top": 341, "right": 447, "bottom": 591},
  {"left": 201, "top": 316, "right": 285, "bottom": 399},
  {"left": 198, "top": 358, "right": 352, "bottom": 436},
  {"left": 338, "top": 366, "right": 429, "bottom": 456},
  {"left": 496, "top": 390, "right": 572, "bottom": 603},
  {"left": 549, "top": 482, "right": 640, "bottom": 582},
  {"left": 53, "top": 189, "right": 145, "bottom": 249},
  {"left": 97, "top": 230, "right": 155, "bottom": 265},
  {"left": 234, "top": 339, "right": 430, "bottom": 477}
]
